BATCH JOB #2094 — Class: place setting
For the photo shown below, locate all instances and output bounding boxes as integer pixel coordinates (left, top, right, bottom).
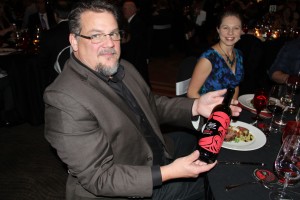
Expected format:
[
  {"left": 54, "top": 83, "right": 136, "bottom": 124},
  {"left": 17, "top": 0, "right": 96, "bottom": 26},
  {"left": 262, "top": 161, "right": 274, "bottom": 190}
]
[
  {"left": 221, "top": 86, "right": 300, "bottom": 199},
  {"left": 238, "top": 93, "right": 272, "bottom": 119},
  {"left": 224, "top": 134, "right": 300, "bottom": 200},
  {"left": 238, "top": 85, "right": 298, "bottom": 144}
]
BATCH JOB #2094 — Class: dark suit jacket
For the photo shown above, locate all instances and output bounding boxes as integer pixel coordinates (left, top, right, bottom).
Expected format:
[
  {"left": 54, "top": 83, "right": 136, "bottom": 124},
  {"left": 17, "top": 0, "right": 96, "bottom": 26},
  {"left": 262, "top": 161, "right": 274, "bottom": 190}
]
[
  {"left": 44, "top": 55, "right": 200, "bottom": 199},
  {"left": 121, "top": 14, "right": 150, "bottom": 85},
  {"left": 38, "top": 20, "right": 70, "bottom": 85},
  {"left": 27, "top": 11, "right": 56, "bottom": 38}
]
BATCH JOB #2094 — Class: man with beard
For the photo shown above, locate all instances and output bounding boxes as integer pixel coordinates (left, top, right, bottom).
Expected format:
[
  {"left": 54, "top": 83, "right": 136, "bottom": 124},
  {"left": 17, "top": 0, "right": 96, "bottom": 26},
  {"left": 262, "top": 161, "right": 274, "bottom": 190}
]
[{"left": 43, "top": 0, "right": 241, "bottom": 199}]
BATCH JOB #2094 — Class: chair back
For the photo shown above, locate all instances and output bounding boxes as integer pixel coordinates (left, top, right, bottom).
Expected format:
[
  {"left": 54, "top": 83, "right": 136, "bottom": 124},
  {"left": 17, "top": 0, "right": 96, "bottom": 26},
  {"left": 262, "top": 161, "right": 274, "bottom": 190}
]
[
  {"left": 54, "top": 45, "right": 72, "bottom": 74},
  {"left": 176, "top": 56, "right": 197, "bottom": 96}
]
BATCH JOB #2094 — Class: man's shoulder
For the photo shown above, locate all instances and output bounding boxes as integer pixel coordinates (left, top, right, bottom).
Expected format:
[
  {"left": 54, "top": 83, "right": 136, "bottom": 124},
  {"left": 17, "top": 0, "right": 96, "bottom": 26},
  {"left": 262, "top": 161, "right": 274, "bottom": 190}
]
[
  {"left": 285, "top": 38, "right": 300, "bottom": 50},
  {"left": 28, "top": 12, "right": 39, "bottom": 21}
]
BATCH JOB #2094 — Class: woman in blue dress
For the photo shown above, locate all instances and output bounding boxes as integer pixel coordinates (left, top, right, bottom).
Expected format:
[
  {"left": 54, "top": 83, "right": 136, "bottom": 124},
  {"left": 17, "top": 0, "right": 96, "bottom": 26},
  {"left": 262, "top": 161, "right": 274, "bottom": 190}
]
[{"left": 187, "top": 8, "right": 244, "bottom": 100}]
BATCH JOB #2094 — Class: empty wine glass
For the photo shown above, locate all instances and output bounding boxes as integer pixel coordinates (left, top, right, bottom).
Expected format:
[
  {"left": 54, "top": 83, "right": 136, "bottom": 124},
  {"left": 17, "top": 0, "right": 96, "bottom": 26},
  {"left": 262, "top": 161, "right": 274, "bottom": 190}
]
[
  {"left": 269, "top": 135, "right": 300, "bottom": 200},
  {"left": 284, "top": 77, "right": 298, "bottom": 114},
  {"left": 266, "top": 85, "right": 285, "bottom": 133},
  {"left": 295, "top": 107, "right": 300, "bottom": 134},
  {"left": 296, "top": 107, "right": 300, "bottom": 122},
  {"left": 252, "top": 88, "right": 268, "bottom": 125},
  {"left": 273, "top": 85, "right": 292, "bottom": 127}
]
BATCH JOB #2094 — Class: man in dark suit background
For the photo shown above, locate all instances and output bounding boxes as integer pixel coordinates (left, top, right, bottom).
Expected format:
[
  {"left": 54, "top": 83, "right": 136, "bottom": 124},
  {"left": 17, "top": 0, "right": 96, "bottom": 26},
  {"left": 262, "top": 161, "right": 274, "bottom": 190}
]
[
  {"left": 38, "top": 0, "right": 72, "bottom": 86},
  {"left": 121, "top": 0, "right": 150, "bottom": 86},
  {"left": 27, "top": 0, "right": 56, "bottom": 38}
]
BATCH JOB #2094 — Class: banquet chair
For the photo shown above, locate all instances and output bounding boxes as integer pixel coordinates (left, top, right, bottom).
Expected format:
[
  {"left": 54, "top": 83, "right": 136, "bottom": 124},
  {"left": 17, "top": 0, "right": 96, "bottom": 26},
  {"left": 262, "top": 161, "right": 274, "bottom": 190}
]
[
  {"left": 54, "top": 45, "right": 72, "bottom": 74},
  {"left": 176, "top": 56, "right": 197, "bottom": 96}
]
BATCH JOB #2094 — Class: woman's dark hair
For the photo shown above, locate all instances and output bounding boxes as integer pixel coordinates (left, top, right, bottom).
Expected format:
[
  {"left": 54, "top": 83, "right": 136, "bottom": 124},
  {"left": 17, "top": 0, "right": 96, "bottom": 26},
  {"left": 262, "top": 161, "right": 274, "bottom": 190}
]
[
  {"left": 216, "top": 8, "right": 243, "bottom": 28},
  {"left": 68, "top": 0, "right": 122, "bottom": 34}
]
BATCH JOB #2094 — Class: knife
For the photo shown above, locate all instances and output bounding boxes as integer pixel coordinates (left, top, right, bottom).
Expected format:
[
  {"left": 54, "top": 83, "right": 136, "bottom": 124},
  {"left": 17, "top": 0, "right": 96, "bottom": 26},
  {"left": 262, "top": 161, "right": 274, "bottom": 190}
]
[{"left": 219, "top": 161, "right": 265, "bottom": 166}]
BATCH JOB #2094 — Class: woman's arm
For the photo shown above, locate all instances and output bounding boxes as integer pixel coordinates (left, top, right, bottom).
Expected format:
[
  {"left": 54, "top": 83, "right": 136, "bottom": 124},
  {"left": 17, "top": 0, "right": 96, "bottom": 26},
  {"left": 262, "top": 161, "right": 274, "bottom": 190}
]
[
  {"left": 0, "top": 25, "right": 15, "bottom": 36},
  {"left": 271, "top": 71, "right": 290, "bottom": 84},
  {"left": 187, "top": 58, "right": 212, "bottom": 98}
]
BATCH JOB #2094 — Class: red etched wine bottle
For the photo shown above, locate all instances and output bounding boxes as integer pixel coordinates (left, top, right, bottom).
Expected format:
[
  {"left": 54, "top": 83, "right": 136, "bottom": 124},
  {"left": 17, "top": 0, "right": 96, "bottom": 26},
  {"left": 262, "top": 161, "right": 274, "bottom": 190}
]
[{"left": 198, "top": 88, "right": 235, "bottom": 163}]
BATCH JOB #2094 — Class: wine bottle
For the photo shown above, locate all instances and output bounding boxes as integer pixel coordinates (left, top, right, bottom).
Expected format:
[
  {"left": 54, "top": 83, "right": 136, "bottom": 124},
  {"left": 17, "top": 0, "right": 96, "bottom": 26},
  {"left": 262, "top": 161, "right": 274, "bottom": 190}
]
[{"left": 198, "top": 88, "right": 235, "bottom": 163}]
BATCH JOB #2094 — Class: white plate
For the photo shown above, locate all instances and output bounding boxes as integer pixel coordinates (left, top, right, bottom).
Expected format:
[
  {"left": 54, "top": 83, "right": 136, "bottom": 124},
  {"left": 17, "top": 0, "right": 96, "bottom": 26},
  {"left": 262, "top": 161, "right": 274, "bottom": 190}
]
[
  {"left": 222, "top": 121, "right": 266, "bottom": 151},
  {"left": 238, "top": 94, "right": 269, "bottom": 114}
]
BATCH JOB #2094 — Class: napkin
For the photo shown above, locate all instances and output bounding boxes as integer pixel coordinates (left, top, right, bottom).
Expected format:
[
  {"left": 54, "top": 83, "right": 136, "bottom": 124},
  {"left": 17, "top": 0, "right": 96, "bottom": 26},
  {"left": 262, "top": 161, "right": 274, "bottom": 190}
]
[{"left": 238, "top": 102, "right": 272, "bottom": 119}]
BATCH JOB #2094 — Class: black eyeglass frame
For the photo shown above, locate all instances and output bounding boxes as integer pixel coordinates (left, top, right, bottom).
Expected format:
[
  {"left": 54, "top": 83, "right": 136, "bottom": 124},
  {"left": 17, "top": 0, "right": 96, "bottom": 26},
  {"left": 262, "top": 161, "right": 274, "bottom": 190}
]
[{"left": 75, "top": 30, "right": 124, "bottom": 44}]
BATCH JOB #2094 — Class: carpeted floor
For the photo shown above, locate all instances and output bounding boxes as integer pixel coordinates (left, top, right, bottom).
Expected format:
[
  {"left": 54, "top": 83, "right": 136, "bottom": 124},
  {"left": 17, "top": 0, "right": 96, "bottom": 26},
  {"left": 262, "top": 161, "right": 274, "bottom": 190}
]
[{"left": 0, "top": 123, "right": 67, "bottom": 200}]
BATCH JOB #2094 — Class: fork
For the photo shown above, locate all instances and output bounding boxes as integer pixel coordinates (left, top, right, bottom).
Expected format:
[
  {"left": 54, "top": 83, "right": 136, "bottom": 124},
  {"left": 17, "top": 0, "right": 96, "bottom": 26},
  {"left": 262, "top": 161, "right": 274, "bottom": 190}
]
[
  {"left": 225, "top": 180, "right": 300, "bottom": 196},
  {"left": 225, "top": 180, "right": 264, "bottom": 191}
]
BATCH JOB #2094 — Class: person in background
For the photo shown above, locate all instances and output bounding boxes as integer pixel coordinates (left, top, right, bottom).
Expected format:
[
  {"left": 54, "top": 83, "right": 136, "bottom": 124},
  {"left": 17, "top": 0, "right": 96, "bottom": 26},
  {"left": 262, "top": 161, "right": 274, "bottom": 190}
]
[
  {"left": 38, "top": 0, "right": 72, "bottom": 86},
  {"left": 121, "top": 0, "right": 150, "bottom": 86},
  {"left": 43, "top": 0, "right": 241, "bottom": 199},
  {"left": 27, "top": 0, "right": 56, "bottom": 37},
  {"left": 269, "top": 37, "right": 300, "bottom": 85},
  {"left": 22, "top": 0, "right": 37, "bottom": 29},
  {"left": 187, "top": 8, "right": 244, "bottom": 100},
  {"left": 0, "top": 68, "right": 15, "bottom": 127},
  {"left": 0, "top": 1, "right": 16, "bottom": 46}
]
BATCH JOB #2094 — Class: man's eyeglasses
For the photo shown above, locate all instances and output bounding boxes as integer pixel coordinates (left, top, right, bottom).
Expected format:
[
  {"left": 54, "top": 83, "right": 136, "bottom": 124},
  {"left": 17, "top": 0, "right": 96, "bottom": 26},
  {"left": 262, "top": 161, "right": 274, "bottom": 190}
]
[{"left": 75, "top": 30, "right": 124, "bottom": 44}]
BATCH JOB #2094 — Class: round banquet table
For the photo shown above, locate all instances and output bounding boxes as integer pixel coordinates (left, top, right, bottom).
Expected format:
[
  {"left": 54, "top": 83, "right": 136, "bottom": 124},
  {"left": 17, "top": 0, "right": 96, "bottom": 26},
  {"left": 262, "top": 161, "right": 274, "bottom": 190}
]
[
  {"left": 205, "top": 104, "right": 300, "bottom": 200},
  {"left": 0, "top": 51, "right": 46, "bottom": 126}
]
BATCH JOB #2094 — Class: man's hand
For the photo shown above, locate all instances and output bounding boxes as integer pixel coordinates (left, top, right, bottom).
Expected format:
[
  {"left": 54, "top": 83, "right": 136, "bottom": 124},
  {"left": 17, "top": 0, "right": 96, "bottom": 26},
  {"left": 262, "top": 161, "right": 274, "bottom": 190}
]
[
  {"left": 160, "top": 150, "right": 216, "bottom": 182},
  {"left": 192, "top": 89, "right": 242, "bottom": 118}
]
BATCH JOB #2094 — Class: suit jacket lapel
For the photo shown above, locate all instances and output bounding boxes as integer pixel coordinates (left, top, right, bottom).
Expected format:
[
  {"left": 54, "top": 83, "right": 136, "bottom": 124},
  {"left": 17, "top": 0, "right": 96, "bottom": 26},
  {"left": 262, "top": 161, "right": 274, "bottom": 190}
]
[
  {"left": 69, "top": 59, "right": 143, "bottom": 132},
  {"left": 68, "top": 57, "right": 167, "bottom": 147}
]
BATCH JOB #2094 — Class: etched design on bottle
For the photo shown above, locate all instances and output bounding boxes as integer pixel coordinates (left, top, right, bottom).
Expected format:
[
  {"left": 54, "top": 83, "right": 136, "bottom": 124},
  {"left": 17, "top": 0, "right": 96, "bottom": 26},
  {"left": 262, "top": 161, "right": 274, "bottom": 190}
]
[{"left": 199, "top": 111, "right": 230, "bottom": 154}]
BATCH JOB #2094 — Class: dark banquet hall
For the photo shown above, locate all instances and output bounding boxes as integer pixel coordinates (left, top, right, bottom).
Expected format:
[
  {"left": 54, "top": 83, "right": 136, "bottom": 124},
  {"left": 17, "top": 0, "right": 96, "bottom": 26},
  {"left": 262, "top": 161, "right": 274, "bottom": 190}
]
[{"left": 1, "top": 0, "right": 300, "bottom": 199}]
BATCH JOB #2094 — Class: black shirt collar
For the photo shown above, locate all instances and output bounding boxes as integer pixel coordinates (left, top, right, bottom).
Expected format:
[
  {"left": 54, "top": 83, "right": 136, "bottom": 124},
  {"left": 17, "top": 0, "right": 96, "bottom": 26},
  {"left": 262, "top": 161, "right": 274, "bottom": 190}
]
[{"left": 72, "top": 53, "right": 125, "bottom": 83}]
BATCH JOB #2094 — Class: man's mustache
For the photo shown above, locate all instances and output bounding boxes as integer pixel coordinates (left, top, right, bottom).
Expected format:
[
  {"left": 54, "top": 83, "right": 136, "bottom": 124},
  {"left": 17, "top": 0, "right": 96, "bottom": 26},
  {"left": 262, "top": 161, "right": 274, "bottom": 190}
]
[{"left": 98, "top": 49, "right": 116, "bottom": 55}]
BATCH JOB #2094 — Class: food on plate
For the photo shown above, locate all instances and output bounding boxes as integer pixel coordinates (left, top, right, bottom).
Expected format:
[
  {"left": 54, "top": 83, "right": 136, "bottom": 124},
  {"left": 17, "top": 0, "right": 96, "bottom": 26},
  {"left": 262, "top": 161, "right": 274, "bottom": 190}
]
[{"left": 224, "top": 125, "right": 254, "bottom": 143}]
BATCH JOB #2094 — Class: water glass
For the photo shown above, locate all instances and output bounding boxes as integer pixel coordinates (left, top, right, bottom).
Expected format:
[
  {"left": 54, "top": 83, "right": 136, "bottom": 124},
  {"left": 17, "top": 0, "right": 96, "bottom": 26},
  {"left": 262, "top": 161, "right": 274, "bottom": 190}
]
[{"left": 269, "top": 135, "right": 300, "bottom": 200}]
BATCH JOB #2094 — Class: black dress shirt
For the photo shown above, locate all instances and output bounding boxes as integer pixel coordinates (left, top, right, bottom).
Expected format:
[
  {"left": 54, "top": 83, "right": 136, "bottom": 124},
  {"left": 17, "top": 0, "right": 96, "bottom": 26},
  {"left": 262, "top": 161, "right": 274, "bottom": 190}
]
[{"left": 73, "top": 55, "right": 164, "bottom": 186}]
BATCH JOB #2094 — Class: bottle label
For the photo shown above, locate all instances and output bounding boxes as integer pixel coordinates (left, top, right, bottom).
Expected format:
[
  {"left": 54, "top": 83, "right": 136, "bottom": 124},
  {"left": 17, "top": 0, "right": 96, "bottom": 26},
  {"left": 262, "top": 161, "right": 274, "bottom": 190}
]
[{"left": 199, "top": 111, "right": 230, "bottom": 153}]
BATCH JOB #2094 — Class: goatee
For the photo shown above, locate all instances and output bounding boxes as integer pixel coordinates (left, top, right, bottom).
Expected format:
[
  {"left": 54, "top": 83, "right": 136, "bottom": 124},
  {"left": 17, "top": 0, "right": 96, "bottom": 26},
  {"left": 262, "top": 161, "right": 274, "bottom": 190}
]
[{"left": 96, "top": 61, "right": 119, "bottom": 77}]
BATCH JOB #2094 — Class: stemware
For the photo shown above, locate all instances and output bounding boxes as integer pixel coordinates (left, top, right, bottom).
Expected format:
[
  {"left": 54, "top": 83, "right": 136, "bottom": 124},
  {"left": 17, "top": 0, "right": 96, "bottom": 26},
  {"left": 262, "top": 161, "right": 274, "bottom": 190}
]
[
  {"left": 269, "top": 135, "right": 300, "bottom": 200},
  {"left": 252, "top": 88, "right": 268, "bottom": 125},
  {"left": 273, "top": 84, "right": 293, "bottom": 127},
  {"left": 296, "top": 107, "right": 300, "bottom": 123},
  {"left": 284, "top": 77, "right": 299, "bottom": 114},
  {"left": 266, "top": 85, "right": 285, "bottom": 132},
  {"left": 267, "top": 85, "right": 284, "bottom": 131},
  {"left": 295, "top": 107, "right": 300, "bottom": 134}
]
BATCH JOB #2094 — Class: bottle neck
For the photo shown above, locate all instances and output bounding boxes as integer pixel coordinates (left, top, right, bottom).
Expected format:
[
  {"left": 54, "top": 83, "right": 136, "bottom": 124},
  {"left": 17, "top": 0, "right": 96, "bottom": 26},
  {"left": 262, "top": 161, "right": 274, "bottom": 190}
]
[{"left": 222, "top": 88, "right": 235, "bottom": 106}]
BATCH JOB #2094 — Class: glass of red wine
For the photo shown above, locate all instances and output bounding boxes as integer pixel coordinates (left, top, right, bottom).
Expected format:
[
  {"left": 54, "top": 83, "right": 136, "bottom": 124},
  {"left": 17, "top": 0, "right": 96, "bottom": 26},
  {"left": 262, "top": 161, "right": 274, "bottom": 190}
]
[
  {"left": 269, "top": 135, "right": 300, "bottom": 200},
  {"left": 252, "top": 88, "right": 268, "bottom": 125}
]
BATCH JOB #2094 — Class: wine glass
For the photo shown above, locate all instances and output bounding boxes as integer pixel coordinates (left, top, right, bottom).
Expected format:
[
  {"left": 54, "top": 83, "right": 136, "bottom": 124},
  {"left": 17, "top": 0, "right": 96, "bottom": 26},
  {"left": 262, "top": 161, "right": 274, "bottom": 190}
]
[
  {"left": 284, "top": 77, "right": 299, "bottom": 114},
  {"left": 296, "top": 107, "right": 300, "bottom": 123},
  {"left": 266, "top": 85, "right": 285, "bottom": 133},
  {"left": 295, "top": 107, "right": 300, "bottom": 134},
  {"left": 269, "top": 135, "right": 300, "bottom": 200},
  {"left": 252, "top": 88, "right": 268, "bottom": 125}
]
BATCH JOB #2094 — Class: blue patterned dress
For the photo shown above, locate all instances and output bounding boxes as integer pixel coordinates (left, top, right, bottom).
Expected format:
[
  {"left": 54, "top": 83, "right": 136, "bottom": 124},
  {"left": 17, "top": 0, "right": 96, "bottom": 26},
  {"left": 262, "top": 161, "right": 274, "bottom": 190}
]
[{"left": 198, "top": 48, "right": 244, "bottom": 95}]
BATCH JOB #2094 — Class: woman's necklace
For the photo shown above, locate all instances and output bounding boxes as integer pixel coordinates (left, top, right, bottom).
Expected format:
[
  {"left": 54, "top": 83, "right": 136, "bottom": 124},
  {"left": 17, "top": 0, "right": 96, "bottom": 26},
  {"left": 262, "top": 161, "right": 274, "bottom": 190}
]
[{"left": 218, "top": 43, "right": 235, "bottom": 68}]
